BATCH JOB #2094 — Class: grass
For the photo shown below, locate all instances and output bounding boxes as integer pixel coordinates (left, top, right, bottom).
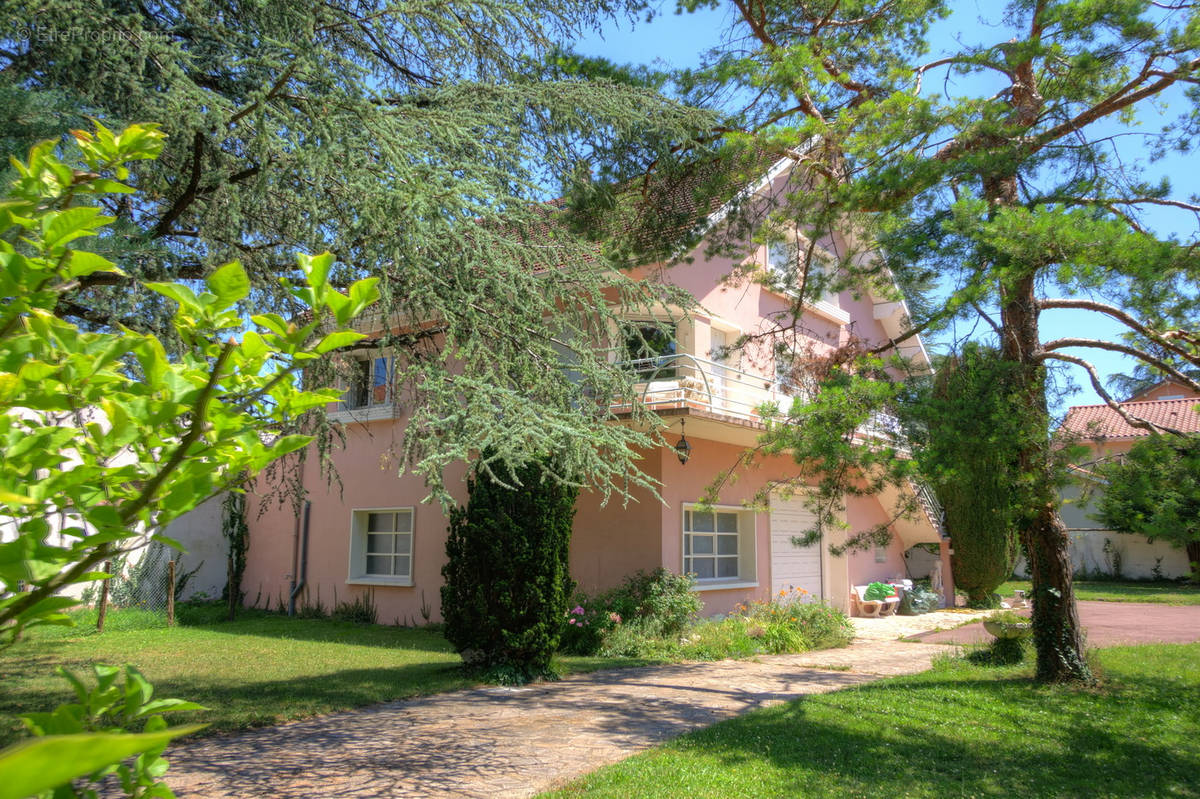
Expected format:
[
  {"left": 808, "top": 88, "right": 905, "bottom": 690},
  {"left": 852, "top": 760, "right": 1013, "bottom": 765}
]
[
  {"left": 542, "top": 643, "right": 1200, "bottom": 799},
  {"left": 998, "top": 579, "right": 1200, "bottom": 606},
  {"left": 0, "top": 605, "right": 660, "bottom": 746}
]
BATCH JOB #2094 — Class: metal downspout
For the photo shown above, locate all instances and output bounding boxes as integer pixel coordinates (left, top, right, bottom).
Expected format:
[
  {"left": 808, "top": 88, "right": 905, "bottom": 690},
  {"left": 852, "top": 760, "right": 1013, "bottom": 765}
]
[{"left": 288, "top": 500, "right": 311, "bottom": 616}]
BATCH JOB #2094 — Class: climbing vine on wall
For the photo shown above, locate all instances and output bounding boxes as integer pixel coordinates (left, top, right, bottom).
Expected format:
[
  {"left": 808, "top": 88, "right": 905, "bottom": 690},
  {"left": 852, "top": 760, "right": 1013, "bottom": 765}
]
[{"left": 222, "top": 486, "right": 250, "bottom": 613}]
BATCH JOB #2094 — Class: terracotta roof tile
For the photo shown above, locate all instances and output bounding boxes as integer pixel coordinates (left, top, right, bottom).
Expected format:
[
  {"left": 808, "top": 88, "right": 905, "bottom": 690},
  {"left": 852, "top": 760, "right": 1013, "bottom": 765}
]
[{"left": 1061, "top": 398, "right": 1200, "bottom": 439}]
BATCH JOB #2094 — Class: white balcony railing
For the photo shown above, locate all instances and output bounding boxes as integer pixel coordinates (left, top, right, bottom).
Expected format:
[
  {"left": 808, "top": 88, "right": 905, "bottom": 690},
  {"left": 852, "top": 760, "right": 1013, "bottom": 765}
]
[{"left": 616, "top": 353, "right": 905, "bottom": 447}]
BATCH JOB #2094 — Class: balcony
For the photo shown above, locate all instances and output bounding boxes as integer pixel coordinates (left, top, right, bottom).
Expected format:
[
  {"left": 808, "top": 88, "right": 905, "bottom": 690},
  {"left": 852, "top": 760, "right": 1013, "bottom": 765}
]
[{"left": 615, "top": 353, "right": 905, "bottom": 448}]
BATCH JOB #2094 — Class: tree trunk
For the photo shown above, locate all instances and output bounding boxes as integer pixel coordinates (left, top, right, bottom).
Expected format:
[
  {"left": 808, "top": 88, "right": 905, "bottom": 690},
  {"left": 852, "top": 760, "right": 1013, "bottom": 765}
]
[
  {"left": 989, "top": 171, "right": 1093, "bottom": 684},
  {"left": 1021, "top": 497, "right": 1090, "bottom": 681},
  {"left": 1186, "top": 540, "right": 1200, "bottom": 582}
]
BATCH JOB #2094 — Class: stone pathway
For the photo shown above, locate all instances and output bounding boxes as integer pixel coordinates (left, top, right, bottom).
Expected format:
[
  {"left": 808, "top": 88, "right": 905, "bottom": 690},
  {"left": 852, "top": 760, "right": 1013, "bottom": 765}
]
[{"left": 166, "top": 614, "right": 981, "bottom": 798}]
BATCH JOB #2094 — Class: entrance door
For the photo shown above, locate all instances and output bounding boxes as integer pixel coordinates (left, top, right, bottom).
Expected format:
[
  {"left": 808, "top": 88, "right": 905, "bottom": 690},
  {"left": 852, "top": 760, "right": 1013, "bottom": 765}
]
[{"left": 769, "top": 495, "right": 823, "bottom": 598}]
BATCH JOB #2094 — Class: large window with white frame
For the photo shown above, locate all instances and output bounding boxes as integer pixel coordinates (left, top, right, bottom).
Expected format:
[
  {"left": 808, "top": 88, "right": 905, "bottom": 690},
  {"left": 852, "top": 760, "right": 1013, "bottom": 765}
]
[
  {"left": 623, "top": 320, "right": 677, "bottom": 379},
  {"left": 683, "top": 506, "right": 756, "bottom": 585},
  {"left": 348, "top": 508, "right": 413, "bottom": 585}
]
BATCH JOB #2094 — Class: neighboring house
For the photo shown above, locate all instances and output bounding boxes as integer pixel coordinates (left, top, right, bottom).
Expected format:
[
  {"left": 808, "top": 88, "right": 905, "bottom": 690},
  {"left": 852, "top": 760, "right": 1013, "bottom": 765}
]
[
  {"left": 241, "top": 155, "right": 952, "bottom": 622},
  {"left": 1, "top": 492, "right": 229, "bottom": 606},
  {"left": 1055, "top": 382, "right": 1200, "bottom": 580}
]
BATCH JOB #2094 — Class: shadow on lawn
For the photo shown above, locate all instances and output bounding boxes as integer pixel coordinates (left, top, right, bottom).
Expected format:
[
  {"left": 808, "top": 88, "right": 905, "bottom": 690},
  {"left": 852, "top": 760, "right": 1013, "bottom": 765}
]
[{"left": 676, "top": 671, "right": 1200, "bottom": 798}]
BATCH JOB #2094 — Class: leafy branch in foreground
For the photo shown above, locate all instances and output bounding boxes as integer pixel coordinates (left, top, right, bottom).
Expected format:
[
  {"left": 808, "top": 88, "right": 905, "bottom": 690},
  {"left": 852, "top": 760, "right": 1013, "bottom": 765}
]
[{"left": 0, "top": 123, "right": 378, "bottom": 797}]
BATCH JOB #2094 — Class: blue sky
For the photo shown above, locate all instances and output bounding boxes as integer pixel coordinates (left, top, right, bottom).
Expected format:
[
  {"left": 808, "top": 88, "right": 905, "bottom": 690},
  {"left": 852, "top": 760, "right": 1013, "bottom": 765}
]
[{"left": 574, "top": 2, "right": 1197, "bottom": 413}]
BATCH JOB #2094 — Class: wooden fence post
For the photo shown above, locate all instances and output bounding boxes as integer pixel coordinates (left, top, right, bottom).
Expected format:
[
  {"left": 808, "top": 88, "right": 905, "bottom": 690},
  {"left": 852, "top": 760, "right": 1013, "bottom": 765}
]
[
  {"left": 166, "top": 560, "right": 176, "bottom": 627},
  {"left": 96, "top": 559, "right": 111, "bottom": 633}
]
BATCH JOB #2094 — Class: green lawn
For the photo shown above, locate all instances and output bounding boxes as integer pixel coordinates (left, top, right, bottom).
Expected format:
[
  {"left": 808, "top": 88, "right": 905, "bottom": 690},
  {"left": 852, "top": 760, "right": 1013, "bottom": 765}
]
[
  {"left": 998, "top": 579, "right": 1200, "bottom": 605},
  {"left": 543, "top": 644, "right": 1200, "bottom": 799},
  {"left": 0, "top": 606, "right": 657, "bottom": 746}
]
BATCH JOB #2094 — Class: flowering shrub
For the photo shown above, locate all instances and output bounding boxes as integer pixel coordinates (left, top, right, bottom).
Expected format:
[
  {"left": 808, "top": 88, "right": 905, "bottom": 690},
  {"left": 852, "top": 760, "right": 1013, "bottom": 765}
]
[
  {"left": 558, "top": 569, "right": 700, "bottom": 655},
  {"left": 731, "top": 587, "right": 855, "bottom": 653},
  {"left": 604, "top": 569, "right": 701, "bottom": 638},
  {"left": 577, "top": 584, "right": 853, "bottom": 660},
  {"left": 558, "top": 599, "right": 612, "bottom": 654}
]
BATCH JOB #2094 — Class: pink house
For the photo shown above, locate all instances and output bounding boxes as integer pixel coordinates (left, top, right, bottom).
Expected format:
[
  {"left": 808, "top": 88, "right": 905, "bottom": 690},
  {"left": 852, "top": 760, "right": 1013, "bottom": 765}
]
[{"left": 241, "top": 155, "right": 952, "bottom": 623}]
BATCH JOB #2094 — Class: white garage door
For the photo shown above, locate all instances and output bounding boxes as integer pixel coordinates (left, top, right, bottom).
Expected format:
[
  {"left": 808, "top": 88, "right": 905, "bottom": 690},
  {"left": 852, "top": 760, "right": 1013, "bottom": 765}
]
[{"left": 770, "top": 496, "right": 823, "bottom": 598}]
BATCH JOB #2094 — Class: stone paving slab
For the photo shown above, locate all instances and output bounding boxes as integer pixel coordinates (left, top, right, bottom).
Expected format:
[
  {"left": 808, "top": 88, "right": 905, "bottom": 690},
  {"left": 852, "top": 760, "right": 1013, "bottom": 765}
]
[{"left": 164, "top": 638, "right": 953, "bottom": 798}]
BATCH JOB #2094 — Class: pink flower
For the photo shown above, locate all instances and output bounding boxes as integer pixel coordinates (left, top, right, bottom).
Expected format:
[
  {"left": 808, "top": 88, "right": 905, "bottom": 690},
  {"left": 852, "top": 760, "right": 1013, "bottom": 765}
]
[
  {"left": 572, "top": 605, "right": 585, "bottom": 615},
  {"left": 609, "top": 612, "right": 622, "bottom": 623},
  {"left": 568, "top": 618, "right": 576, "bottom": 625}
]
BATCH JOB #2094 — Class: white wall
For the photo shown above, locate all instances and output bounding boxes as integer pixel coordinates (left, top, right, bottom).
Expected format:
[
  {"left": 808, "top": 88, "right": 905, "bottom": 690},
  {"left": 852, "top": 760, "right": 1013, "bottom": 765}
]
[{"left": 159, "top": 494, "right": 229, "bottom": 600}]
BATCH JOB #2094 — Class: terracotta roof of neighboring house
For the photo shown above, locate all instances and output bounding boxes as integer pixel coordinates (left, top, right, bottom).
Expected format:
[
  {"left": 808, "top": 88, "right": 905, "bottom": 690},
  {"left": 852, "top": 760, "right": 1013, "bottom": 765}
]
[{"left": 1061, "top": 397, "right": 1200, "bottom": 439}]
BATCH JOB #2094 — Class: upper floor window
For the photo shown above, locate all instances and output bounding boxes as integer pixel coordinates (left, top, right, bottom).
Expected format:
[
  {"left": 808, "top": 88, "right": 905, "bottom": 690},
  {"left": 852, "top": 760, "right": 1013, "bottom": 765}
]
[
  {"left": 624, "top": 322, "right": 676, "bottom": 379},
  {"left": 768, "top": 242, "right": 839, "bottom": 309},
  {"left": 343, "top": 355, "right": 391, "bottom": 410}
]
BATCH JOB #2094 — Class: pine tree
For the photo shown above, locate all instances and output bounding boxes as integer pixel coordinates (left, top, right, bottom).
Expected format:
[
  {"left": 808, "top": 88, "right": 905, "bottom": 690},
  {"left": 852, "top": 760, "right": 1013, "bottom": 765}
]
[{"left": 673, "top": 0, "right": 1200, "bottom": 682}]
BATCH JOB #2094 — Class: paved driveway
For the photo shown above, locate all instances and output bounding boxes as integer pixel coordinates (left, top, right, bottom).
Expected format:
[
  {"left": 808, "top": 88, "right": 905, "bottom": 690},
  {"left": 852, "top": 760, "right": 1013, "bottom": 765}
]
[
  {"left": 163, "top": 639, "right": 947, "bottom": 799},
  {"left": 912, "top": 600, "right": 1200, "bottom": 646}
]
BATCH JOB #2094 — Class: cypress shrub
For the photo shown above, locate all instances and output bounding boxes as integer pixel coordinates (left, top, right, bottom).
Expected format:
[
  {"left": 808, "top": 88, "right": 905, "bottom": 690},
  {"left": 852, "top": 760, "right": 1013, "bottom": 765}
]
[
  {"left": 441, "top": 455, "right": 579, "bottom": 683},
  {"left": 923, "top": 345, "right": 1023, "bottom": 607}
]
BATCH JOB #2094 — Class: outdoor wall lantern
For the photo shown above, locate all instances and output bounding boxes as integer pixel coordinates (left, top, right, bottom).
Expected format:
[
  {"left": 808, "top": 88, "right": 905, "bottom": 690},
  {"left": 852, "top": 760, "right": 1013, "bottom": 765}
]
[{"left": 674, "top": 419, "right": 692, "bottom": 465}]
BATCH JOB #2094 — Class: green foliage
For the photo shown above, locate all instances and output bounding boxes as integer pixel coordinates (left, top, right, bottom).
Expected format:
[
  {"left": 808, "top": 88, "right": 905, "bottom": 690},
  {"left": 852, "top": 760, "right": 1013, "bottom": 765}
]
[
  {"left": 599, "top": 568, "right": 702, "bottom": 639},
  {"left": 909, "top": 345, "right": 1025, "bottom": 605},
  {"left": 0, "top": 0, "right": 722, "bottom": 504},
  {"left": 441, "top": 455, "right": 580, "bottom": 683},
  {"left": 0, "top": 124, "right": 377, "bottom": 795},
  {"left": 221, "top": 488, "right": 250, "bottom": 609},
  {"left": 593, "top": 588, "right": 852, "bottom": 660},
  {"left": 1095, "top": 434, "right": 1200, "bottom": 578},
  {"left": 295, "top": 586, "right": 329, "bottom": 620},
  {"left": 723, "top": 358, "right": 919, "bottom": 556},
  {"left": 0, "top": 125, "right": 379, "bottom": 647},
  {"left": 559, "top": 569, "right": 702, "bottom": 655},
  {"left": 0, "top": 665, "right": 205, "bottom": 799}
]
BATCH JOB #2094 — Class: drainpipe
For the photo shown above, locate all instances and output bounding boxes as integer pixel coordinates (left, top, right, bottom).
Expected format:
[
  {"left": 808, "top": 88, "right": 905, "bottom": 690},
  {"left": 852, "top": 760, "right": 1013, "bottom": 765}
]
[{"left": 288, "top": 500, "right": 311, "bottom": 616}]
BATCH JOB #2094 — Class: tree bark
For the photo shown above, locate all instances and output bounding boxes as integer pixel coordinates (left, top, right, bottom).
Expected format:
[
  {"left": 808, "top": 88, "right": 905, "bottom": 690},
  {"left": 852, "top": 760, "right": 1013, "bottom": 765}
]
[
  {"left": 1186, "top": 540, "right": 1200, "bottom": 582},
  {"left": 989, "top": 174, "right": 1092, "bottom": 684}
]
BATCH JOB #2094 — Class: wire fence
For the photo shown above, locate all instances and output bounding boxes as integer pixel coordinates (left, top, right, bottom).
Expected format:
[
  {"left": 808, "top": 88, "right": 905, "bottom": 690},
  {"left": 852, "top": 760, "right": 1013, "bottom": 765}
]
[{"left": 82, "top": 542, "right": 204, "bottom": 628}]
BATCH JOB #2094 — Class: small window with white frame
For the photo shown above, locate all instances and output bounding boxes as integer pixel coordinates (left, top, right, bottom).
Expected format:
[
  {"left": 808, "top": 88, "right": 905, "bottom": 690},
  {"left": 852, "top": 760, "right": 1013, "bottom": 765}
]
[
  {"left": 683, "top": 506, "right": 756, "bottom": 585},
  {"left": 767, "top": 241, "right": 839, "bottom": 309},
  {"left": 342, "top": 355, "right": 391, "bottom": 411},
  {"left": 348, "top": 508, "right": 413, "bottom": 585}
]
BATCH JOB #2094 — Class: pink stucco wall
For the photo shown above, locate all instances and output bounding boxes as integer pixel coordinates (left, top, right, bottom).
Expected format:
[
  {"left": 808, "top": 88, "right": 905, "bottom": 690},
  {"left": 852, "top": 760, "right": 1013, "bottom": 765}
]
[
  {"left": 570, "top": 452, "right": 664, "bottom": 594},
  {"left": 846, "top": 495, "right": 910, "bottom": 587},
  {"left": 242, "top": 420, "right": 467, "bottom": 625}
]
